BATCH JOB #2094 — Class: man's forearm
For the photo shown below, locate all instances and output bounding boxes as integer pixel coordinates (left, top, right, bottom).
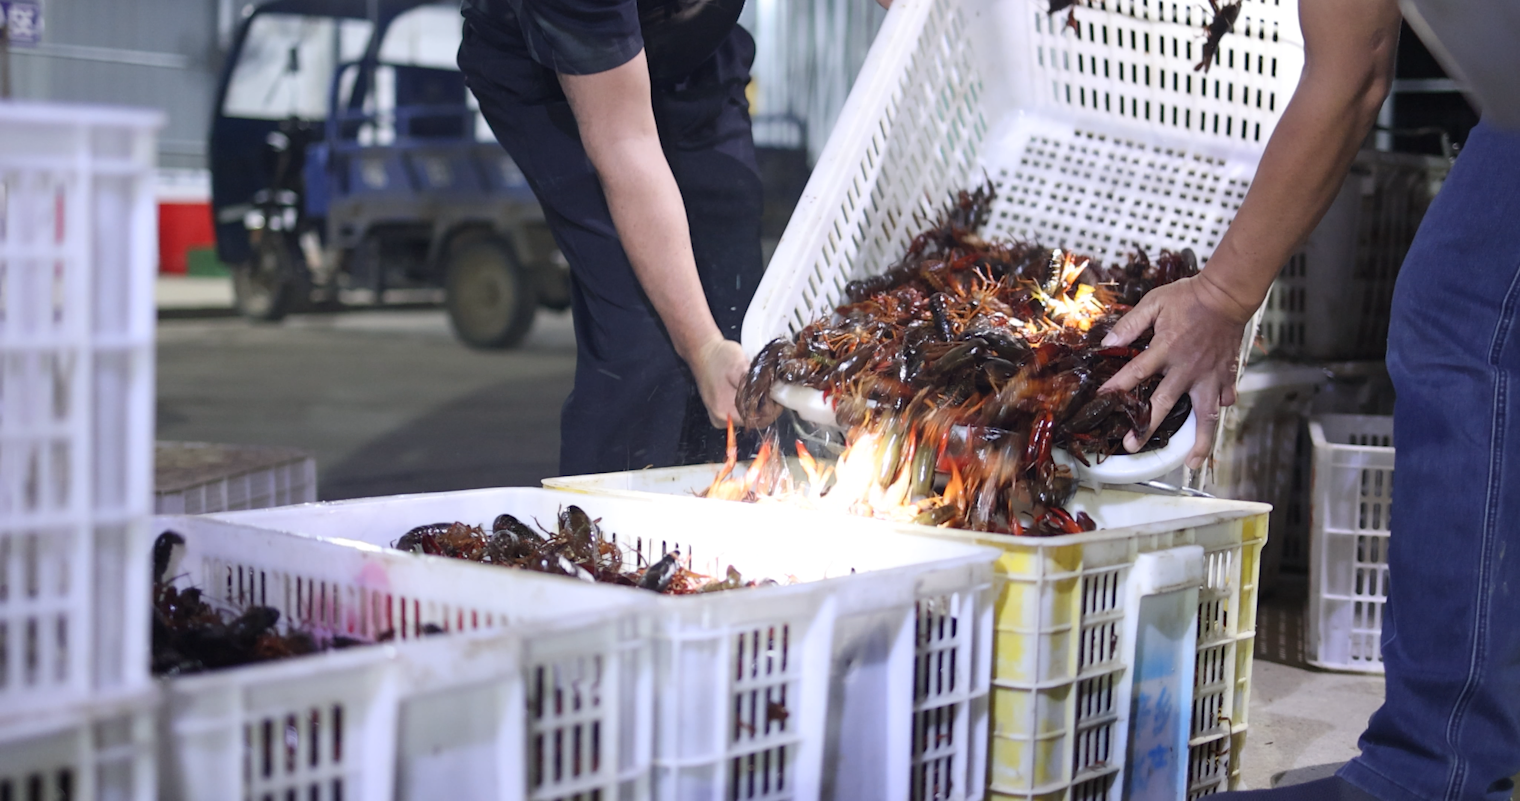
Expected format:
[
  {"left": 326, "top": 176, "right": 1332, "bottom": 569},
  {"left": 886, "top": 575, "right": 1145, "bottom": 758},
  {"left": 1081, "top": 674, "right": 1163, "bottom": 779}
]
[
  {"left": 1200, "top": 0, "right": 1401, "bottom": 321},
  {"left": 559, "top": 54, "right": 724, "bottom": 366},
  {"left": 591, "top": 140, "right": 724, "bottom": 363}
]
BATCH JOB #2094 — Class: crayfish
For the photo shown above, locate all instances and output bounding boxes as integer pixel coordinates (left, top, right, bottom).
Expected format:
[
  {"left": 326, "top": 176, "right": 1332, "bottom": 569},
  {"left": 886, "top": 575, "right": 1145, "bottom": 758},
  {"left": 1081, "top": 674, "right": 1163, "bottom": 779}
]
[
  {"left": 391, "top": 506, "right": 780, "bottom": 595},
  {"left": 1195, "top": 0, "right": 1242, "bottom": 74},
  {"left": 726, "top": 183, "right": 1196, "bottom": 536}
]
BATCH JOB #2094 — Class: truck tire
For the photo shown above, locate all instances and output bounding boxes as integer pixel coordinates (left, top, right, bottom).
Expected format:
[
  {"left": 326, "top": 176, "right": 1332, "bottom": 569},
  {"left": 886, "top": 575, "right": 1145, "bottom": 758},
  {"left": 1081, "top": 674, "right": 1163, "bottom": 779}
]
[
  {"left": 233, "top": 230, "right": 298, "bottom": 322},
  {"left": 445, "top": 237, "right": 537, "bottom": 349}
]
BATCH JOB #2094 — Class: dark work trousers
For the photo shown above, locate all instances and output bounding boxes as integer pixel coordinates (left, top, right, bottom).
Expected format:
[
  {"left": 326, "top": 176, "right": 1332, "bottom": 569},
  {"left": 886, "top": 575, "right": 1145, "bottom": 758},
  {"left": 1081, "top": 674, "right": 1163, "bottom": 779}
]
[
  {"left": 458, "top": 20, "right": 765, "bottom": 476},
  {"left": 1339, "top": 120, "right": 1520, "bottom": 801}
]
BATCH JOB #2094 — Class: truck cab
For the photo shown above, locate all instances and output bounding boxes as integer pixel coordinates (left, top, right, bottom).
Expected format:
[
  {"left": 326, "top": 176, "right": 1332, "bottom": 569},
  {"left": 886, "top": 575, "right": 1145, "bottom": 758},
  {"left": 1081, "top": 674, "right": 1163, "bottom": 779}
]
[{"left": 210, "top": 0, "right": 568, "bottom": 348}]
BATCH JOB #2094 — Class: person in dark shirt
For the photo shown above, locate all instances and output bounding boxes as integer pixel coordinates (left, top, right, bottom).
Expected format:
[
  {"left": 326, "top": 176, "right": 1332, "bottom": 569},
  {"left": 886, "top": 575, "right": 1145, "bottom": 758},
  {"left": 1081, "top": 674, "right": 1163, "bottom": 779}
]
[{"left": 457, "top": 0, "right": 761, "bottom": 475}]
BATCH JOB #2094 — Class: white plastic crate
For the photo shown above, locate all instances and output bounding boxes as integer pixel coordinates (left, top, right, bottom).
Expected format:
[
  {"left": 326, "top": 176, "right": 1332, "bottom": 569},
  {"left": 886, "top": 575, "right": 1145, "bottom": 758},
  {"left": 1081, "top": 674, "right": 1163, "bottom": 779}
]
[
  {"left": 154, "top": 441, "right": 318, "bottom": 514},
  {"left": 212, "top": 487, "right": 999, "bottom": 801},
  {"left": 153, "top": 516, "right": 652, "bottom": 801},
  {"left": 1203, "top": 363, "right": 1323, "bottom": 585},
  {"left": 1306, "top": 414, "right": 1393, "bottom": 673},
  {"left": 0, "top": 692, "right": 157, "bottom": 801},
  {"left": 741, "top": 0, "right": 1305, "bottom": 354},
  {"left": 544, "top": 468, "right": 1269, "bottom": 800},
  {"left": 1257, "top": 150, "right": 1448, "bottom": 361},
  {"left": 0, "top": 102, "right": 162, "bottom": 720}
]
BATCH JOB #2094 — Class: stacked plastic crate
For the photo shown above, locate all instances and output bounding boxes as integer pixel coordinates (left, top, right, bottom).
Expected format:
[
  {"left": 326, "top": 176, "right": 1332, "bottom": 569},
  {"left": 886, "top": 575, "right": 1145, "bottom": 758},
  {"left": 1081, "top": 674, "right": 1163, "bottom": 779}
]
[
  {"left": 723, "top": 0, "right": 1300, "bottom": 795},
  {"left": 212, "top": 487, "right": 1002, "bottom": 801},
  {"left": 0, "top": 102, "right": 163, "bottom": 798}
]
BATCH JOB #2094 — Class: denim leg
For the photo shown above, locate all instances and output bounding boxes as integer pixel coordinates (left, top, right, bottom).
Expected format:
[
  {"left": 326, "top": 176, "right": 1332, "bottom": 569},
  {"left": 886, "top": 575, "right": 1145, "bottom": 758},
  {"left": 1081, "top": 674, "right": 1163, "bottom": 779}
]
[{"left": 1340, "top": 121, "right": 1520, "bottom": 801}]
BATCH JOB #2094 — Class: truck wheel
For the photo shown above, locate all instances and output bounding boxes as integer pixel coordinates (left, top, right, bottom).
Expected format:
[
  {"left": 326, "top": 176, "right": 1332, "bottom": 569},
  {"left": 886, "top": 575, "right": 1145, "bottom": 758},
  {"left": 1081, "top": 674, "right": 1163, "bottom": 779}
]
[
  {"left": 233, "top": 231, "right": 297, "bottom": 322},
  {"left": 445, "top": 237, "right": 537, "bottom": 349}
]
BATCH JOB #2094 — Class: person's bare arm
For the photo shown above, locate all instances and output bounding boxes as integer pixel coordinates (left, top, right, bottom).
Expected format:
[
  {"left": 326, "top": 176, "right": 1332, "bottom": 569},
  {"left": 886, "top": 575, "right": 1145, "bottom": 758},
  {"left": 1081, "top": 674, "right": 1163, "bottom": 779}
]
[
  {"left": 559, "top": 51, "right": 747, "bottom": 426},
  {"left": 1101, "top": 0, "right": 1402, "bottom": 468}
]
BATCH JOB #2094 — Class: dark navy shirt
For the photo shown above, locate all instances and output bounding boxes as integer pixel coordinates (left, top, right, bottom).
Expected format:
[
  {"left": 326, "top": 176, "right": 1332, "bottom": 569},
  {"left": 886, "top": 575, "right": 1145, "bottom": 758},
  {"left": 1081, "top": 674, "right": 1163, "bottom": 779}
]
[{"left": 462, "top": 0, "right": 644, "bottom": 76}]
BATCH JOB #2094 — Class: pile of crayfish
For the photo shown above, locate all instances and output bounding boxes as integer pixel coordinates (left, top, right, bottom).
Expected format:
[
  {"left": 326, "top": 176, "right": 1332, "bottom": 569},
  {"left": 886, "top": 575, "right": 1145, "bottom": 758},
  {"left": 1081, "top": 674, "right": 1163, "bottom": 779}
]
[
  {"left": 393, "top": 505, "right": 780, "bottom": 594},
  {"left": 721, "top": 182, "right": 1194, "bottom": 536},
  {"left": 152, "top": 531, "right": 372, "bottom": 675}
]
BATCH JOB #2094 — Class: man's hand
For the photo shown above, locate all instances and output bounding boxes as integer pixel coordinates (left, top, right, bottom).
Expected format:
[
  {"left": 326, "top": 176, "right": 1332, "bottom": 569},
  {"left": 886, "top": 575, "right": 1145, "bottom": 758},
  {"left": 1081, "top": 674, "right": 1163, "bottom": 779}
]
[
  {"left": 692, "top": 337, "right": 749, "bottom": 427},
  {"left": 1096, "top": 0, "right": 1400, "bottom": 470},
  {"left": 1098, "top": 273, "right": 1252, "bottom": 470}
]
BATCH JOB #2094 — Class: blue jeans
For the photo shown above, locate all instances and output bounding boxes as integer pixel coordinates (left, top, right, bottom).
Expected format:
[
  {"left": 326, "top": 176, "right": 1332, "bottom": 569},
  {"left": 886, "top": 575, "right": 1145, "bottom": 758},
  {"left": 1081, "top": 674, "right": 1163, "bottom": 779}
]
[{"left": 1341, "top": 120, "right": 1520, "bottom": 801}]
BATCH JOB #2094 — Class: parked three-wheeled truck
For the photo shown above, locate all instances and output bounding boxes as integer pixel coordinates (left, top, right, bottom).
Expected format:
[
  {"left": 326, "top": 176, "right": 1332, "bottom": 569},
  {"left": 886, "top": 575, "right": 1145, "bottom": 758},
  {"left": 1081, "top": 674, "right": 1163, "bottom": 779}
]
[{"left": 210, "top": 0, "right": 569, "bottom": 348}]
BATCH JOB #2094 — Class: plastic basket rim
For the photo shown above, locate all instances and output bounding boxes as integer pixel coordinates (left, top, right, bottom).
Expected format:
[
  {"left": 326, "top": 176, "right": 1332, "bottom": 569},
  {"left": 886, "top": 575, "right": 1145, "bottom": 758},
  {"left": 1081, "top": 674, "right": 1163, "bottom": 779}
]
[
  {"left": 541, "top": 473, "right": 1270, "bottom": 546},
  {"left": 0, "top": 687, "right": 159, "bottom": 744},
  {"left": 1308, "top": 414, "right": 1395, "bottom": 452},
  {"left": 205, "top": 518, "right": 1002, "bottom": 610},
  {"left": 0, "top": 99, "right": 164, "bottom": 129}
]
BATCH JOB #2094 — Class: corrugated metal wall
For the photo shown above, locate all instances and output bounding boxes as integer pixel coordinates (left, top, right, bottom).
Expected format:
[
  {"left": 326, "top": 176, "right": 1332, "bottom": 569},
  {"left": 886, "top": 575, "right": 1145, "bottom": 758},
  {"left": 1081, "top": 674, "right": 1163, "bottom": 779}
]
[
  {"left": 7, "top": 0, "right": 225, "bottom": 169},
  {"left": 5, "top": 0, "right": 883, "bottom": 169},
  {"left": 742, "top": 0, "right": 887, "bottom": 161}
]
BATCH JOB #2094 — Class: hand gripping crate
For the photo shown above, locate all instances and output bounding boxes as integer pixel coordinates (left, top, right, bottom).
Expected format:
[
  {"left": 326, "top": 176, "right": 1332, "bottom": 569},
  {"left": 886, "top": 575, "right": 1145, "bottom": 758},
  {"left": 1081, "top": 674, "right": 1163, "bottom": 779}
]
[
  {"left": 0, "top": 101, "right": 163, "bottom": 720},
  {"left": 741, "top": 0, "right": 1305, "bottom": 356},
  {"left": 1256, "top": 151, "right": 1450, "bottom": 361},
  {"left": 1306, "top": 414, "right": 1394, "bottom": 673},
  {"left": 211, "top": 487, "right": 999, "bottom": 801},
  {"left": 153, "top": 516, "right": 652, "bottom": 801},
  {"left": 0, "top": 692, "right": 157, "bottom": 801},
  {"left": 544, "top": 469, "right": 1269, "bottom": 800}
]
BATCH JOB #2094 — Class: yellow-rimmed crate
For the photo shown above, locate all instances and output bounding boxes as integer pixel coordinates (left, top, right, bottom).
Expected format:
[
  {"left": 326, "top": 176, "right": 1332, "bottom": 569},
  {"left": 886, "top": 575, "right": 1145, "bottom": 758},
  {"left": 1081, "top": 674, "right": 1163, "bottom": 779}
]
[{"left": 546, "top": 468, "right": 1268, "bottom": 799}]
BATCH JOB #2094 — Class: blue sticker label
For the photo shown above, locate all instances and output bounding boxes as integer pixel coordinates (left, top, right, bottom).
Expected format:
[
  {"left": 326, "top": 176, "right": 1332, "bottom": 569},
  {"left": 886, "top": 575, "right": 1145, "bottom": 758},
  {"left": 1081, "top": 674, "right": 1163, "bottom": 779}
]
[{"left": 1, "top": 1, "right": 42, "bottom": 45}]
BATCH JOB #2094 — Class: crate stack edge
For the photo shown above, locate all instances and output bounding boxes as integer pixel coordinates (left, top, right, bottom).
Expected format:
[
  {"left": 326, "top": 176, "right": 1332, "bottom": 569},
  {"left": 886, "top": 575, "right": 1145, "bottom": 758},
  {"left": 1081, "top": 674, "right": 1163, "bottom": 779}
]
[
  {"left": 1307, "top": 414, "right": 1394, "bottom": 674},
  {"left": 152, "top": 514, "right": 655, "bottom": 801},
  {"left": 0, "top": 101, "right": 164, "bottom": 798},
  {"left": 211, "top": 485, "right": 1001, "bottom": 801}
]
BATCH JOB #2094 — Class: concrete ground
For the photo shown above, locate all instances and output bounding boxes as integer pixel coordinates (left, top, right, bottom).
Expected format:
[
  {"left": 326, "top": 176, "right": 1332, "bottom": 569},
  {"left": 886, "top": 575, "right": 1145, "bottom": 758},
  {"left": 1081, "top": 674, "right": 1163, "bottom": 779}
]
[
  {"left": 1240, "top": 661, "right": 1384, "bottom": 790},
  {"left": 157, "top": 304, "right": 574, "bottom": 499},
  {"left": 154, "top": 293, "right": 1389, "bottom": 788}
]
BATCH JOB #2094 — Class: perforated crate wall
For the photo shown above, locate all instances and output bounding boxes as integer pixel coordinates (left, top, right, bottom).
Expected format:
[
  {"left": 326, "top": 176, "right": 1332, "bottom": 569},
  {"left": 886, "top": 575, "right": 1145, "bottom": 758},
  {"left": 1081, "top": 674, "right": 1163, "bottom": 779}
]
[
  {"left": 154, "top": 455, "right": 317, "bottom": 514},
  {"left": 983, "top": 513, "right": 1264, "bottom": 801},
  {"left": 0, "top": 103, "right": 162, "bottom": 721},
  {"left": 157, "top": 519, "right": 650, "bottom": 801},
  {"left": 1259, "top": 151, "right": 1450, "bottom": 361},
  {"left": 0, "top": 698, "right": 156, "bottom": 801},
  {"left": 743, "top": 0, "right": 1306, "bottom": 354},
  {"left": 1307, "top": 415, "right": 1394, "bottom": 673}
]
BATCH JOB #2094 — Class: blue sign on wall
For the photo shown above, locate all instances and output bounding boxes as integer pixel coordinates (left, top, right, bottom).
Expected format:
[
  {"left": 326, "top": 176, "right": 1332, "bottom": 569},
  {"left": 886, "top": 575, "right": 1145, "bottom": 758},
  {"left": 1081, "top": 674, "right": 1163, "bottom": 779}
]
[{"left": 1, "top": 1, "right": 42, "bottom": 46}]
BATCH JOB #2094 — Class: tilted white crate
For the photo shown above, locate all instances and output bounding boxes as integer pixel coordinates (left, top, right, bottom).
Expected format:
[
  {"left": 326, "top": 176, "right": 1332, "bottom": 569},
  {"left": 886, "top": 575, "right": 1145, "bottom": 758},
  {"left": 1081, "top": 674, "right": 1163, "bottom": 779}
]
[
  {"left": 742, "top": 0, "right": 1304, "bottom": 355},
  {"left": 213, "top": 487, "right": 999, "bottom": 801},
  {"left": 544, "top": 468, "right": 1268, "bottom": 801},
  {"left": 153, "top": 516, "right": 652, "bottom": 801},
  {"left": 0, "top": 102, "right": 162, "bottom": 721},
  {"left": 1307, "top": 414, "right": 1393, "bottom": 673}
]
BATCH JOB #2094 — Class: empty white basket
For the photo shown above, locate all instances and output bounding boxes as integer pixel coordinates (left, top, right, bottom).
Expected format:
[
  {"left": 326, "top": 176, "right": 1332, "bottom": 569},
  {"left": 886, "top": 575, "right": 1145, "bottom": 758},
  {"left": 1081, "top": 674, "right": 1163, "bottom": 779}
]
[
  {"left": 0, "top": 102, "right": 163, "bottom": 721},
  {"left": 1307, "top": 414, "right": 1394, "bottom": 673},
  {"left": 154, "top": 441, "right": 318, "bottom": 514}
]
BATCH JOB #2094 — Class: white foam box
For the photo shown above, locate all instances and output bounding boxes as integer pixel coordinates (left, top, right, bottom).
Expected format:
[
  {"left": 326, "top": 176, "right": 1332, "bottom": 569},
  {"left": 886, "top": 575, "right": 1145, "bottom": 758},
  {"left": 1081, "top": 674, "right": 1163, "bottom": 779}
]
[{"left": 213, "top": 487, "right": 999, "bottom": 801}]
